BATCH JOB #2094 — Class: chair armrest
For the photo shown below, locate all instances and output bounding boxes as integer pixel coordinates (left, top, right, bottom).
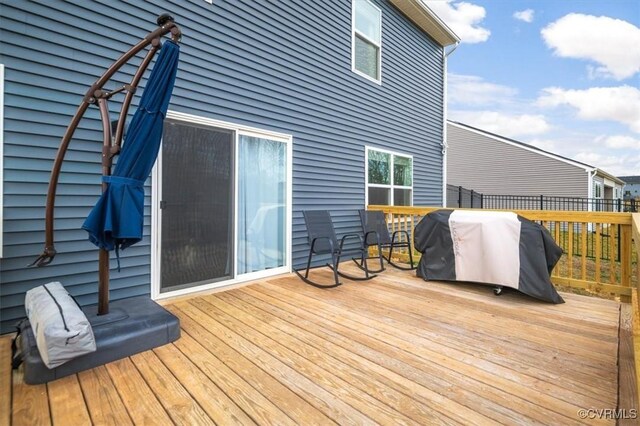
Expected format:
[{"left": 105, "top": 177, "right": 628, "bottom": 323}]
[
  {"left": 391, "top": 230, "right": 411, "bottom": 245},
  {"left": 340, "top": 233, "right": 364, "bottom": 250},
  {"left": 364, "top": 230, "right": 381, "bottom": 247},
  {"left": 310, "top": 236, "right": 335, "bottom": 254}
]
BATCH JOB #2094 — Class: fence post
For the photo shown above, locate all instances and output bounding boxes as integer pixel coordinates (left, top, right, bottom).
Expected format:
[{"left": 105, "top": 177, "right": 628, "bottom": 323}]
[
  {"left": 540, "top": 194, "right": 544, "bottom": 211},
  {"left": 470, "top": 190, "right": 475, "bottom": 208},
  {"left": 480, "top": 194, "right": 484, "bottom": 209},
  {"left": 458, "top": 186, "right": 463, "bottom": 208},
  {"left": 617, "top": 198, "right": 622, "bottom": 213}
]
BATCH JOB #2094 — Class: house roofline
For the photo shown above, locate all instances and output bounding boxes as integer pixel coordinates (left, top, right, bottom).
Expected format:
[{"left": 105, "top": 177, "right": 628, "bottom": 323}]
[
  {"left": 596, "top": 169, "right": 626, "bottom": 185},
  {"left": 389, "top": 0, "right": 460, "bottom": 47}
]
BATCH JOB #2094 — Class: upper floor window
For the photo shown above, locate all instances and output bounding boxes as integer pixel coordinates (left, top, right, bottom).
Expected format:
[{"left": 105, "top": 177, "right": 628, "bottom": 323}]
[
  {"left": 352, "top": 0, "right": 382, "bottom": 83},
  {"left": 366, "top": 147, "right": 413, "bottom": 206}
]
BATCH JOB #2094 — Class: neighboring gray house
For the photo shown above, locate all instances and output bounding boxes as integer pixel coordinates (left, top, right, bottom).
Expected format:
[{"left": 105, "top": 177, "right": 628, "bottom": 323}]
[
  {"left": 0, "top": 1, "right": 459, "bottom": 332},
  {"left": 620, "top": 176, "right": 640, "bottom": 200},
  {"left": 446, "top": 121, "right": 625, "bottom": 206}
]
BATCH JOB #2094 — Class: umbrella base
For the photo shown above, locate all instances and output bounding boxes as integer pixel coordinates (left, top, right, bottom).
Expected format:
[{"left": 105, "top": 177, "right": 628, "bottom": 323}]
[{"left": 18, "top": 296, "right": 180, "bottom": 385}]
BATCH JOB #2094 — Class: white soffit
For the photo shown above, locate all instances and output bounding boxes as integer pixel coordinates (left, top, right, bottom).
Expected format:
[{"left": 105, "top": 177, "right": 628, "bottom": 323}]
[{"left": 389, "top": 0, "right": 460, "bottom": 47}]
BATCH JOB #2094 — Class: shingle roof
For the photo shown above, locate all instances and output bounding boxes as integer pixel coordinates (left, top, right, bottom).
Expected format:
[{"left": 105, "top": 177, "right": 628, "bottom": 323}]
[{"left": 619, "top": 176, "right": 640, "bottom": 184}]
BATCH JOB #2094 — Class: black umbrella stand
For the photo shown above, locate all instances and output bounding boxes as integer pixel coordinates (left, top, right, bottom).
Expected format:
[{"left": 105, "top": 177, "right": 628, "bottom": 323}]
[
  {"left": 33, "top": 14, "right": 180, "bottom": 315},
  {"left": 21, "top": 15, "right": 183, "bottom": 384}
]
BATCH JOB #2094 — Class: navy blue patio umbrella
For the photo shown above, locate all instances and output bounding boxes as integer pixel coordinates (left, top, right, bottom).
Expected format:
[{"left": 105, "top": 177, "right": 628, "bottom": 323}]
[
  {"left": 82, "top": 40, "right": 180, "bottom": 255},
  {"left": 33, "top": 15, "right": 182, "bottom": 315}
]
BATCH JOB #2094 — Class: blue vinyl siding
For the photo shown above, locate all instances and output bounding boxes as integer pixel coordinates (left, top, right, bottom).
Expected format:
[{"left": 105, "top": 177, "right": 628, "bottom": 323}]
[{"left": 0, "top": 0, "right": 444, "bottom": 333}]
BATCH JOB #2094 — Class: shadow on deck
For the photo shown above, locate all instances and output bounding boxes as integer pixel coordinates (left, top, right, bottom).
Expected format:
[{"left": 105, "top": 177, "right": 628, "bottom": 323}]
[{"left": 2, "top": 264, "right": 635, "bottom": 425}]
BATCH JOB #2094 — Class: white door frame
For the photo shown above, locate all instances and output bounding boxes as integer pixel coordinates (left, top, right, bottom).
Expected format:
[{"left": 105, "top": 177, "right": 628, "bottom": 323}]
[{"left": 151, "top": 111, "right": 293, "bottom": 300}]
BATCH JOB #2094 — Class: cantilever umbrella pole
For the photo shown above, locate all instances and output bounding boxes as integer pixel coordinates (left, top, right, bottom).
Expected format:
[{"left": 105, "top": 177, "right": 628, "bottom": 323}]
[{"left": 34, "top": 15, "right": 181, "bottom": 316}]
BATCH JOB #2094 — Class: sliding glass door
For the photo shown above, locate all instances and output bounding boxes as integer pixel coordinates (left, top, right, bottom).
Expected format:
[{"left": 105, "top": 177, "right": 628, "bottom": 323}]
[
  {"left": 155, "top": 114, "right": 290, "bottom": 296},
  {"left": 237, "top": 134, "right": 287, "bottom": 275},
  {"left": 160, "top": 121, "right": 234, "bottom": 293}
]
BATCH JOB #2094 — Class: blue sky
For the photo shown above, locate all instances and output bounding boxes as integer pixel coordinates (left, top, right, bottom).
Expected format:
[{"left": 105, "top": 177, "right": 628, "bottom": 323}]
[{"left": 424, "top": 0, "right": 640, "bottom": 176}]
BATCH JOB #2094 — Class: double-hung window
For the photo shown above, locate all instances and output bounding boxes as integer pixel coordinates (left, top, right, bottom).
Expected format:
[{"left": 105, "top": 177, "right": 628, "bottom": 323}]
[
  {"left": 352, "top": 0, "right": 382, "bottom": 83},
  {"left": 366, "top": 147, "right": 413, "bottom": 206}
]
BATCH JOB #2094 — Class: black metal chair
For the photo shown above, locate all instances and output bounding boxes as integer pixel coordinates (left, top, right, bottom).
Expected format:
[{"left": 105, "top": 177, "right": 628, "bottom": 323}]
[
  {"left": 294, "top": 210, "right": 377, "bottom": 288},
  {"left": 358, "top": 209, "right": 415, "bottom": 271}
]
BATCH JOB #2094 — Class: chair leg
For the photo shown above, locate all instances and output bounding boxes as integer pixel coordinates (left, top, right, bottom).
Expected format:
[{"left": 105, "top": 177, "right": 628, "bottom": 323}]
[
  {"left": 304, "top": 247, "right": 313, "bottom": 278},
  {"left": 387, "top": 242, "right": 416, "bottom": 271},
  {"left": 331, "top": 252, "right": 340, "bottom": 285},
  {"left": 293, "top": 250, "right": 343, "bottom": 288},
  {"left": 377, "top": 241, "right": 385, "bottom": 271},
  {"left": 352, "top": 239, "right": 386, "bottom": 273}
]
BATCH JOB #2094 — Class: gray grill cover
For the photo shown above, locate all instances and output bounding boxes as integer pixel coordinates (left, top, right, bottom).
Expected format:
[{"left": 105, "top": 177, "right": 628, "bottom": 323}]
[{"left": 414, "top": 210, "right": 564, "bottom": 304}]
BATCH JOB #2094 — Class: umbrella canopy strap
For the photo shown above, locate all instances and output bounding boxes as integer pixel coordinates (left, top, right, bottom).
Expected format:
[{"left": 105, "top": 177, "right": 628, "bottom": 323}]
[{"left": 31, "top": 15, "right": 181, "bottom": 268}]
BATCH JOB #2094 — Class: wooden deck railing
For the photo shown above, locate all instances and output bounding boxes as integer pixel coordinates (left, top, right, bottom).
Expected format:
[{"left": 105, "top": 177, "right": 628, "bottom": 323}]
[
  {"left": 368, "top": 206, "right": 637, "bottom": 301},
  {"left": 631, "top": 213, "right": 640, "bottom": 409}
]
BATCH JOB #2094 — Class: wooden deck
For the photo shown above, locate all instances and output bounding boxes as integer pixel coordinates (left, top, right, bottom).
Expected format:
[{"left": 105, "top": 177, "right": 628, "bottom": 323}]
[{"left": 2, "top": 265, "right": 629, "bottom": 425}]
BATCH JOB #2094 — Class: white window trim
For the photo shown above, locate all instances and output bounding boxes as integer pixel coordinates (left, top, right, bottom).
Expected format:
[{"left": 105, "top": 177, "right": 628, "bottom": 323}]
[
  {"left": 351, "top": 0, "right": 382, "bottom": 85},
  {"left": 0, "top": 64, "right": 4, "bottom": 258},
  {"left": 365, "top": 145, "right": 413, "bottom": 206},
  {"left": 151, "top": 111, "right": 293, "bottom": 300},
  {"left": 594, "top": 181, "right": 603, "bottom": 199}
]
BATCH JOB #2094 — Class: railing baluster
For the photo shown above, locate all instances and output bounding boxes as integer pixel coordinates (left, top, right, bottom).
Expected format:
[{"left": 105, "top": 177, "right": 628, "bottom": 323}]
[
  {"left": 568, "top": 222, "right": 574, "bottom": 279},
  {"left": 595, "top": 223, "right": 602, "bottom": 283},
  {"left": 553, "top": 221, "right": 561, "bottom": 277},
  {"left": 581, "top": 223, "right": 587, "bottom": 281},
  {"left": 621, "top": 224, "right": 632, "bottom": 292},
  {"left": 609, "top": 223, "right": 617, "bottom": 284}
]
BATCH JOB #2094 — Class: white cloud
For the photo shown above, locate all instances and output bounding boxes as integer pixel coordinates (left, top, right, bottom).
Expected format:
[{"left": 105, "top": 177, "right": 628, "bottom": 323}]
[
  {"left": 541, "top": 13, "right": 640, "bottom": 80},
  {"left": 448, "top": 74, "right": 518, "bottom": 105},
  {"left": 513, "top": 9, "right": 534, "bottom": 23},
  {"left": 449, "top": 110, "right": 551, "bottom": 137},
  {"left": 594, "top": 134, "right": 640, "bottom": 150},
  {"left": 573, "top": 152, "right": 640, "bottom": 176},
  {"left": 424, "top": 1, "right": 490, "bottom": 43},
  {"left": 537, "top": 85, "right": 640, "bottom": 133}
]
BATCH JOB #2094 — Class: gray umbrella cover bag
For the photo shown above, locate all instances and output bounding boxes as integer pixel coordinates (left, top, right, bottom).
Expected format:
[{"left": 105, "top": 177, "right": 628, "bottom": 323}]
[{"left": 24, "top": 282, "right": 96, "bottom": 369}]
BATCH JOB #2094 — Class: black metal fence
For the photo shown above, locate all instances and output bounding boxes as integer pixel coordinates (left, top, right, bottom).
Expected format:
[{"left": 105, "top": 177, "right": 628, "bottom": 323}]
[
  {"left": 446, "top": 185, "right": 637, "bottom": 213},
  {"left": 446, "top": 185, "right": 482, "bottom": 208}
]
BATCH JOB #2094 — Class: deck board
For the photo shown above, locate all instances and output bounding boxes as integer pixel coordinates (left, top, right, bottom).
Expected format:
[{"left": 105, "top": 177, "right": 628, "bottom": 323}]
[
  {"left": 618, "top": 303, "right": 639, "bottom": 426},
  {"left": 171, "top": 307, "right": 335, "bottom": 425},
  {"left": 47, "top": 375, "right": 91, "bottom": 425},
  {"left": 152, "top": 341, "right": 255, "bottom": 425},
  {"left": 256, "top": 276, "right": 610, "bottom": 425},
  {"left": 77, "top": 366, "right": 133, "bottom": 426},
  {"left": 104, "top": 358, "right": 173, "bottom": 425},
  {"left": 4, "top": 267, "right": 624, "bottom": 425},
  {"left": 0, "top": 336, "right": 13, "bottom": 426},
  {"left": 11, "top": 371, "right": 50, "bottom": 426}
]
